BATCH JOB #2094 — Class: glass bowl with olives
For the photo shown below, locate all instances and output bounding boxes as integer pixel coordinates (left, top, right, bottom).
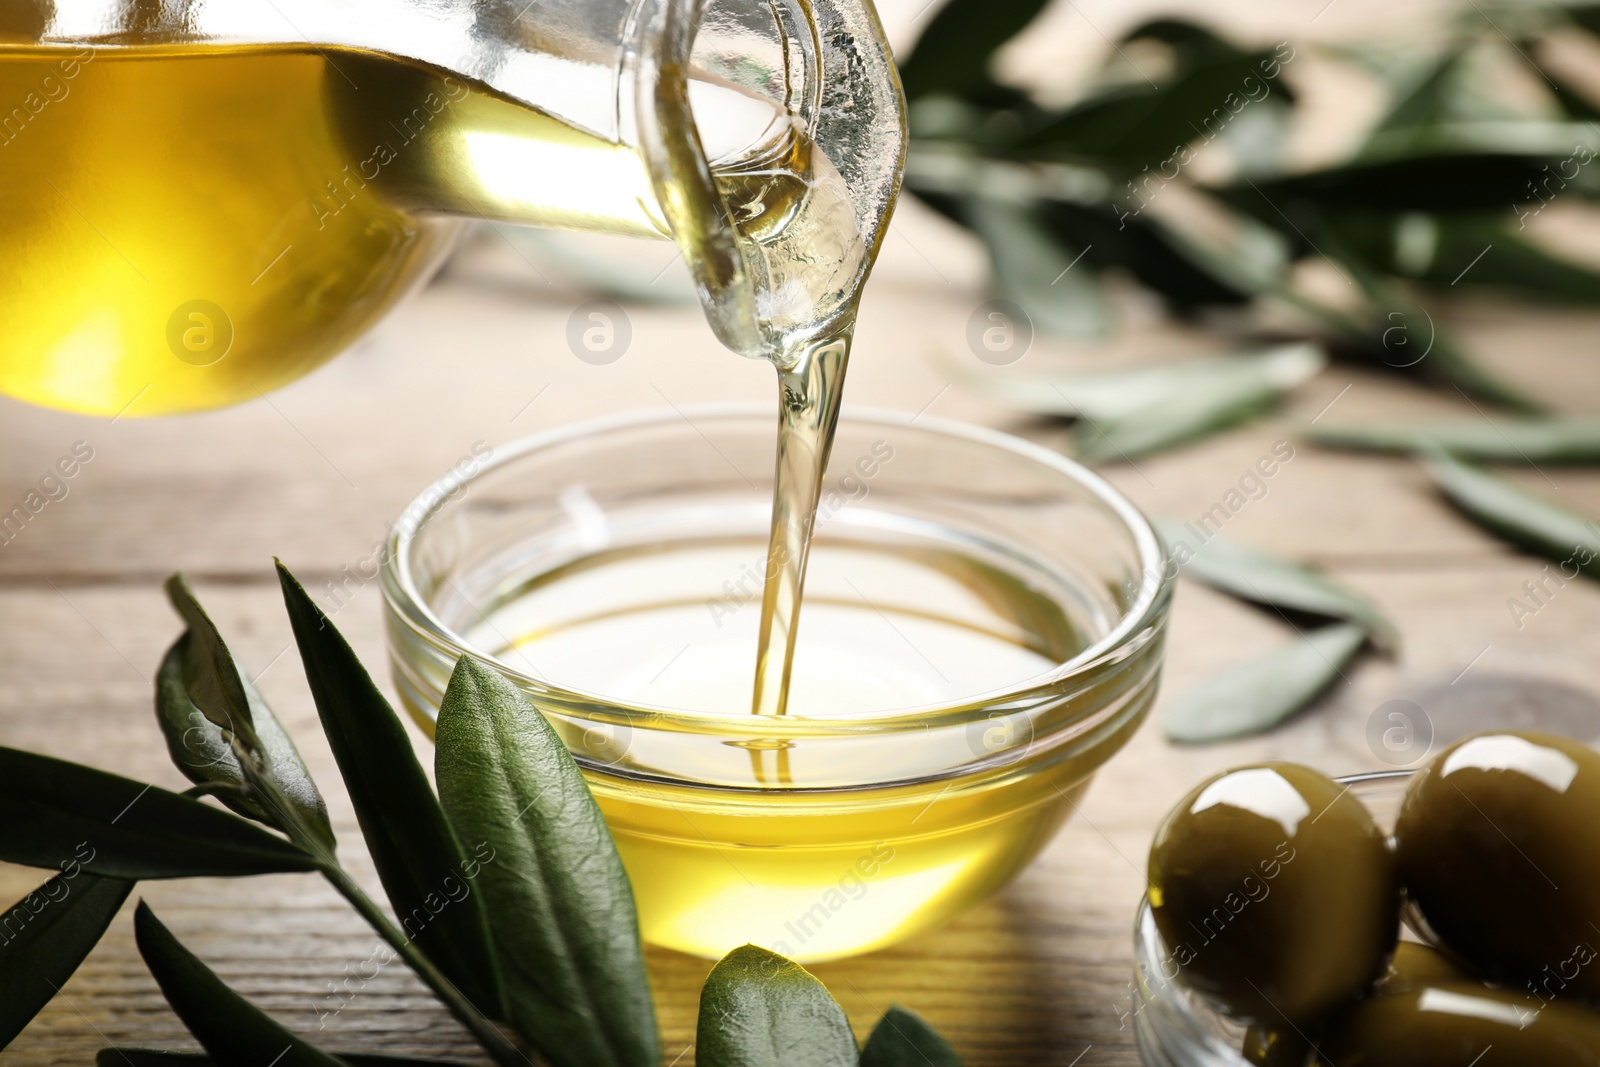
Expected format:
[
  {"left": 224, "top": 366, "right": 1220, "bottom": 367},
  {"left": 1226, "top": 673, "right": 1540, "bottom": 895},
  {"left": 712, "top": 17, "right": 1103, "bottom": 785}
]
[{"left": 1132, "top": 732, "right": 1600, "bottom": 1067}]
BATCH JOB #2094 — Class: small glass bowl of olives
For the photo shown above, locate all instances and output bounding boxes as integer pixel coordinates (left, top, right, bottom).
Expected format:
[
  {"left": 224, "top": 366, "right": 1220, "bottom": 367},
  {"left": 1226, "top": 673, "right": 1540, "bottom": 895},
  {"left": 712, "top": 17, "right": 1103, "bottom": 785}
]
[{"left": 1131, "top": 731, "right": 1600, "bottom": 1067}]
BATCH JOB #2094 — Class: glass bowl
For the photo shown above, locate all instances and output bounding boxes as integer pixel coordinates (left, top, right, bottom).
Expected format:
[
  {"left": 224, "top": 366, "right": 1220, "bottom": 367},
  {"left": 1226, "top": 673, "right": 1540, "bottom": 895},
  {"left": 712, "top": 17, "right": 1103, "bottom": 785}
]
[
  {"left": 382, "top": 405, "right": 1173, "bottom": 961},
  {"left": 1132, "top": 771, "right": 1414, "bottom": 1066}
]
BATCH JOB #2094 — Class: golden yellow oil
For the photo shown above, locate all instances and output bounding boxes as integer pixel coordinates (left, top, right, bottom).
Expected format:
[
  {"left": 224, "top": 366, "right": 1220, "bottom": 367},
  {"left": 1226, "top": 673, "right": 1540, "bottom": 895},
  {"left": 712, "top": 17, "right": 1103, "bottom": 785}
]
[
  {"left": 0, "top": 42, "right": 813, "bottom": 416},
  {"left": 451, "top": 533, "right": 1150, "bottom": 961}
]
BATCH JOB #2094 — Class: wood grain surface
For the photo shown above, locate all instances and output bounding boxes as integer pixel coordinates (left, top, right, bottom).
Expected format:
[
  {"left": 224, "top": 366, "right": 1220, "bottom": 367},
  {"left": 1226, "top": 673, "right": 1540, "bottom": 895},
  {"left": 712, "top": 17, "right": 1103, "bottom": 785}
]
[{"left": 5, "top": 4, "right": 1600, "bottom": 1060}]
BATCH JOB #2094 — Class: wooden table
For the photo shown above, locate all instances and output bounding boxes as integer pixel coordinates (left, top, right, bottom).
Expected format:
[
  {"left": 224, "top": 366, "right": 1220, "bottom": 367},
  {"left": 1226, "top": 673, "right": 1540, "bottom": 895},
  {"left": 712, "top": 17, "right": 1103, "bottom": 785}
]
[{"left": 5, "top": 8, "right": 1600, "bottom": 1061}]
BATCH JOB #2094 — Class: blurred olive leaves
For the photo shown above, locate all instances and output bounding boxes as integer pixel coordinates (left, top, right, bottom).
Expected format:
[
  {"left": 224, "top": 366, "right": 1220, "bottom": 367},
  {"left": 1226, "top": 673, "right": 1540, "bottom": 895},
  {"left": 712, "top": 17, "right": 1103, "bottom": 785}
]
[
  {"left": 1306, "top": 415, "right": 1600, "bottom": 463},
  {"left": 1155, "top": 520, "right": 1396, "bottom": 743},
  {"left": 1421, "top": 448, "right": 1600, "bottom": 581},
  {"left": 907, "top": 3, "right": 1600, "bottom": 433},
  {"left": 1299, "top": 422, "right": 1600, "bottom": 584},
  {"left": 1165, "top": 622, "right": 1368, "bottom": 745},
  {"left": 947, "top": 343, "right": 1324, "bottom": 461}
]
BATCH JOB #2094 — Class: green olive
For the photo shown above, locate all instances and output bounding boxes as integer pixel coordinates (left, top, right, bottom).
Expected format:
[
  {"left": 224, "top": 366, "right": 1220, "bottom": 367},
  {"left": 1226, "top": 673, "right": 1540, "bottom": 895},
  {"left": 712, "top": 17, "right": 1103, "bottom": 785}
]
[
  {"left": 1241, "top": 1026, "right": 1311, "bottom": 1066},
  {"left": 1320, "top": 983, "right": 1600, "bottom": 1066},
  {"left": 1147, "top": 762, "right": 1399, "bottom": 1025},
  {"left": 1395, "top": 731, "right": 1600, "bottom": 1005}
]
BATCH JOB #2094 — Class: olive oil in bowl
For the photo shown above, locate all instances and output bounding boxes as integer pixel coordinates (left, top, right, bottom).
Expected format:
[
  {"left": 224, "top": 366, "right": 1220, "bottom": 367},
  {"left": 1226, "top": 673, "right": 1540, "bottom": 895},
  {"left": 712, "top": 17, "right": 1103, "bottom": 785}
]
[{"left": 383, "top": 408, "right": 1173, "bottom": 960}]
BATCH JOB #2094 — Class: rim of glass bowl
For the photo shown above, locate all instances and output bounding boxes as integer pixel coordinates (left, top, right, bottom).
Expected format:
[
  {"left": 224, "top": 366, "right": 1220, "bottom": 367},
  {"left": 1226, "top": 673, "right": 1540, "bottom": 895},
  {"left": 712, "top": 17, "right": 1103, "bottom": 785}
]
[
  {"left": 1131, "top": 770, "right": 1416, "bottom": 1067},
  {"left": 380, "top": 403, "right": 1173, "bottom": 735}
]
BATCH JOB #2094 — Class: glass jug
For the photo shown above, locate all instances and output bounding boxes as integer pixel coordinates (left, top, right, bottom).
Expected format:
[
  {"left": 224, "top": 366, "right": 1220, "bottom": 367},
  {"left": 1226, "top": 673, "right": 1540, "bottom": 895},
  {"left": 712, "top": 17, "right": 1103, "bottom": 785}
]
[{"left": 0, "top": 0, "right": 905, "bottom": 416}]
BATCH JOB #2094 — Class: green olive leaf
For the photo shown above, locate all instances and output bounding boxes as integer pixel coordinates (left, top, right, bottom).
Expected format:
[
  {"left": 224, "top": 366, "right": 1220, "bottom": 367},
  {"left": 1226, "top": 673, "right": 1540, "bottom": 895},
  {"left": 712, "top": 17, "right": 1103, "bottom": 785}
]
[
  {"left": 946, "top": 343, "right": 1320, "bottom": 423},
  {"left": 0, "top": 873, "right": 134, "bottom": 1048},
  {"left": 1012, "top": 47, "right": 1290, "bottom": 168},
  {"left": 133, "top": 901, "right": 348, "bottom": 1067},
  {"left": 1305, "top": 416, "right": 1600, "bottom": 463},
  {"left": 1074, "top": 345, "right": 1324, "bottom": 462},
  {"left": 1048, "top": 203, "right": 1268, "bottom": 310},
  {"left": 1312, "top": 228, "right": 1544, "bottom": 413},
  {"left": 1356, "top": 50, "right": 1471, "bottom": 159},
  {"left": 163, "top": 575, "right": 259, "bottom": 749},
  {"left": 275, "top": 562, "right": 501, "bottom": 1018},
  {"left": 860, "top": 1006, "right": 964, "bottom": 1067},
  {"left": 696, "top": 945, "right": 858, "bottom": 1067},
  {"left": 98, "top": 1051, "right": 469, "bottom": 1066},
  {"left": 966, "top": 196, "right": 1108, "bottom": 340},
  {"left": 154, "top": 629, "right": 333, "bottom": 851},
  {"left": 1422, "top": 449, "right": 1600, "bottom": 579},
  {"left": 1322, "top": 214, "right": 1600, "bottom": 303},
  {"left": 0, "top": 748, "right": 316, "bottom": 879},
  {"left": 434, "top": 656, "right": 658, "bottom": 1067},
  {"left": 1217, "top": 153, "right": 1561, "bottom": 215},
  {"left": 1164, "top": 622, "right": 1367, "bottom": 744},
  {"left": 896, "top": 0, "right": 1051, "bottom": 100},
  {"left": 1155, "top": 520, "right": 1397, "bottom": 652},
  {"left": 1075, "top": 375, "right": 1277, "bottom": 463}
]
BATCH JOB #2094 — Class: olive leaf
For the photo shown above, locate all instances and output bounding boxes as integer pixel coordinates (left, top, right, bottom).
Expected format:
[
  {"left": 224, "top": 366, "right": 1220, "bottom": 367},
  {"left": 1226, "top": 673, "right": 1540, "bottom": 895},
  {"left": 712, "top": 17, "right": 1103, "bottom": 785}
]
[
  {"left": 433, "top": 656, "right": 658, "bottom": 1067},
  {"left": 1041, "top": 200, "right": 1258, "bottom": 311},
  {"left": 1074, "top": 344, "right": 1325, "bottom": 462},
  {"left": 1422, "top": 450, "right": 1600, "bottom": 579},
  {"left": 1218, "top": 152, "right": 1559, "bottom": 214},
  {"left": 948, "top": 343, "right": 1321, "bottom": 423},
  {"left": 896, "top": 0, "right": 1050, "bottom": 100},
  {"left": 1076, "top": 379, "right": 1276, "bottom": 463},
  {"left": 154, "top": 615, "right": 333, "bottom": 850},
  {"left": 946, "top": 343, "right": 1321, "bottom": 463},
  {"left": 0, "top": 873, "right": 134, "bottom": 1048},
  {"left": 1013, "top": 42, "right": 1289, "bottom": 168},
  {"left": 695, "top": 945, "right": 858, "bottom": 1067},
  {"left": 162, "top": 575, "right": 259, "bottom": 746},
  {"left": 132, "top": 901, "right": 348, "bottom": 1067},
  {"left": 1154, "top": 520, "right": 1398, "bottom": 652},
  {"left": 275, "top": 562, "right": 501, "bottom": 1017},
  {"left": 1358, "top": 120, "right": 1600, "bottom": 165},
  {"left": 98, "top": 1051, "right": 469, "bottom": 1066},
  {"left": 1312, "top": 227, "right": 1542, "bottom": 412},
  {"left": 1164, "top": 622, "right": 1367, "bottom": 744},
  {"left": 0, "top": 748, "right": 316, "bottom": 879},
  {"left": 1355, "top": 49, "right": 1471, "bottom": 159},
  {"left": 1322, "top": 214, "right": 1600, "bottom": 303},
  {"left": 1305, "top": 416, "right": 1600, "bottom": 463},
  {"left": 967, "top": 196, "right": 1108, "bottom": 340},
  {"left": 860, "top": 1006, "right": 964, "bottom": 1067}
]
